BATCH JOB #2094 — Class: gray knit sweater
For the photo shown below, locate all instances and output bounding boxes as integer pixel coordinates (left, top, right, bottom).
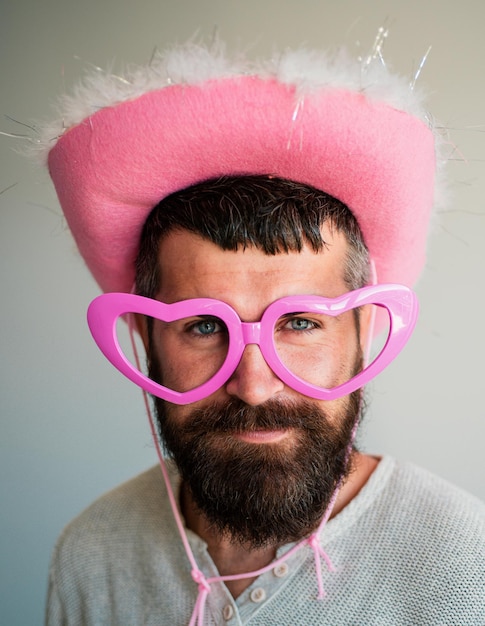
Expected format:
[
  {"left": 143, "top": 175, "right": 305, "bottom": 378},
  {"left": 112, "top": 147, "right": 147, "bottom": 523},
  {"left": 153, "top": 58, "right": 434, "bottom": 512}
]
[{"left": 46, "top": 457, "right": 485, "bottom": 625}]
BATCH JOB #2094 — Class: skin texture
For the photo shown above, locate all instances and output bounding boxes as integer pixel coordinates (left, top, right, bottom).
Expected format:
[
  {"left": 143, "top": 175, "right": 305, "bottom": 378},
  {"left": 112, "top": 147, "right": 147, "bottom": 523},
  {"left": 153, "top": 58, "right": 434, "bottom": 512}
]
[{"left": 142, "top": 225, "right": 378, "bottom": 597}]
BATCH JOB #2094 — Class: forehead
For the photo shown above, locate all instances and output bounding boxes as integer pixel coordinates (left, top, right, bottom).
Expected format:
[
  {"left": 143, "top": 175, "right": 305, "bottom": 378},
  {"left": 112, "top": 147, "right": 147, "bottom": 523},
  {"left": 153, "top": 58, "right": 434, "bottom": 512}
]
[{"left": 156, "top": 226, "right": 350, "bottom": 313}]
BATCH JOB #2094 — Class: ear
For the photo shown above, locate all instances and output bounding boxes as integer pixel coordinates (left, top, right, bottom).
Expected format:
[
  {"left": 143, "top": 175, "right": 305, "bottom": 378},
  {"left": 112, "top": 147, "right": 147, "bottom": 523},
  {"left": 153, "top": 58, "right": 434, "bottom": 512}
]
[{"left": 133, "top": 313, "right": 149, "bottom": 351}]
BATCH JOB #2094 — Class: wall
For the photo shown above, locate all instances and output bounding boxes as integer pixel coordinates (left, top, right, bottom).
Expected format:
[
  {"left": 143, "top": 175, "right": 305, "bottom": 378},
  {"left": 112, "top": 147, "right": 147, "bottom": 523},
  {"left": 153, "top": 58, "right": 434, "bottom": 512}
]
[{"left": 1, "top": 1, "right": 484, "bottom": 624}]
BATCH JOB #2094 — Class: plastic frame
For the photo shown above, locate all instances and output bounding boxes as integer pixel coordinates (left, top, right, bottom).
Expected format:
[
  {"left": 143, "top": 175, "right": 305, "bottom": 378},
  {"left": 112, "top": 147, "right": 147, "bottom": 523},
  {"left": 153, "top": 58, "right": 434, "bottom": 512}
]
[{"left": 87, "top": 284, "right": 418, "bottom": 405}]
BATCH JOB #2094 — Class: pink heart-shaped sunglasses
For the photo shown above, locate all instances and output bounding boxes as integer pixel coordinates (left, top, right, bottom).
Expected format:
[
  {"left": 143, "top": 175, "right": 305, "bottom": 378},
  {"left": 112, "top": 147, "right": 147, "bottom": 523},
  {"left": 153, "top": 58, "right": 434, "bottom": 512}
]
[{"left": 87, "top": 283, "right": 418, "bottom": 405}]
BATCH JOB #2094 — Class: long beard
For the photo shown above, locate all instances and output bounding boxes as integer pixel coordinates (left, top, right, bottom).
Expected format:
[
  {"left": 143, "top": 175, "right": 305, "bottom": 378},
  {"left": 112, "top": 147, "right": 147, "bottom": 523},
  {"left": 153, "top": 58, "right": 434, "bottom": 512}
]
[{"left": 154, "top": 394, "right": 361, "bottom": 549}]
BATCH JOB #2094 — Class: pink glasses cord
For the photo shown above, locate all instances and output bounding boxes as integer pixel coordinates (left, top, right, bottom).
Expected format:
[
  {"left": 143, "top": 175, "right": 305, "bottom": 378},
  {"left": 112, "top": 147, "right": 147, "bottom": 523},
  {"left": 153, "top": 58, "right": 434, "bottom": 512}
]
[{"left": 127, "top": 265, "right": 377, "bottom": 625}]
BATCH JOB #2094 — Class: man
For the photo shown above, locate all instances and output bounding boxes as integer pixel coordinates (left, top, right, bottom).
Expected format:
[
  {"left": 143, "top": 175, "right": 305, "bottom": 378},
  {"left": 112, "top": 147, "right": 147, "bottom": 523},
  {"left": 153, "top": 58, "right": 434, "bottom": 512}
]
[{"left": 42, "top": 44, "right": 484, "bottom": 624}]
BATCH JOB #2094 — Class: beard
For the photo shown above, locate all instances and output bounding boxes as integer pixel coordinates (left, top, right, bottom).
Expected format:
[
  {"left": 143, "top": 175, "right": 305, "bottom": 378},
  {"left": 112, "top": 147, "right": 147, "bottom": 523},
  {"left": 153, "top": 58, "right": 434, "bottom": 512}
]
[{"left": 152, "top": 390, "right": 361, "bottom": 549}]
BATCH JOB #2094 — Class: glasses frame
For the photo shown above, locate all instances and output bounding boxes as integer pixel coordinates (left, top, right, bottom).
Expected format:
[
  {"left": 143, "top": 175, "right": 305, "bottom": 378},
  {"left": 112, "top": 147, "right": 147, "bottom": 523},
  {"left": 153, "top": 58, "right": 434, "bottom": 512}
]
[{"left": 87, "top": 284, "right": 418, "bottom": 405}]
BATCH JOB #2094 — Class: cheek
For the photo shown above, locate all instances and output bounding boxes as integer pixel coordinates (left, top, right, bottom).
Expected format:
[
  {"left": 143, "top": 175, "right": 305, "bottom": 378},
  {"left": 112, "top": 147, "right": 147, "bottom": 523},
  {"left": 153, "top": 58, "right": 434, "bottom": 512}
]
[
  {"left": 291, "top": 350, "right": 358, "bottom": 388},
  {"left": 277, "top": 318, "right": 361, "bottom": 389},
  {"left": 162, "top": 399, "right": 193, "bottom": 428},
  {"left": 151, "top": 332, "right": 228, "bottom": 394}
]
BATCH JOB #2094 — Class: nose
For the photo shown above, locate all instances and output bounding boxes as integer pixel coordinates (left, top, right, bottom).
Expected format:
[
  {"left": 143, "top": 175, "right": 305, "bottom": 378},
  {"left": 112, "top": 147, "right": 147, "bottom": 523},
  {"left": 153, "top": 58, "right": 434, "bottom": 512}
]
[{"left": 225, "top": 344, "right": 285, "bottom": 405}]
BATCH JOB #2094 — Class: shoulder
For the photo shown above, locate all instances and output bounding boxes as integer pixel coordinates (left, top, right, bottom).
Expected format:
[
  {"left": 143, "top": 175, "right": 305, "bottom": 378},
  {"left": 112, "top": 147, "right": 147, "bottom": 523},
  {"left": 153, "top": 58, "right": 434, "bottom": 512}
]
[
  {"left": 323, "top": 458, "right": 485, "bottom": 624},
  {"left": 373, "top": 458, "right": 485, "bottom": 620},
  {"left": 339, "top": 455, "right": 484, "bottom": 532},
  {"left": 387, "top": 458, "right": 485, "bottom": 528},
  {"left": 51, "top": 464, "right": 178, "bottom": 558},
  {"left": 368, "top": 457, "right": 485, "bottom": 556},
  {"left": 48, "top": 463, "right": 187, "bottom": 592},
  {"left": 393, "top": 460, "right": 485, "bottom": 618},
  {"left": 46, "top": 464, "right": 191, "bottom": 624},
  {"left": 59, "top": 465, "right": 164, "bottom": 531},
  {"left": 393, "top": 460, "right": 485, "bottom": 575}
]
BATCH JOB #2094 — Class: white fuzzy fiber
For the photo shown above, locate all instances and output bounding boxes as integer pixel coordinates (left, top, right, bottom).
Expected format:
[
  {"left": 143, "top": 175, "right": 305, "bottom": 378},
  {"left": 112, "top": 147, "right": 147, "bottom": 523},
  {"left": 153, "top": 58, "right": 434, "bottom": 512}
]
[{"left": 33, "top": 40, "right": 436, "bottom": 162}]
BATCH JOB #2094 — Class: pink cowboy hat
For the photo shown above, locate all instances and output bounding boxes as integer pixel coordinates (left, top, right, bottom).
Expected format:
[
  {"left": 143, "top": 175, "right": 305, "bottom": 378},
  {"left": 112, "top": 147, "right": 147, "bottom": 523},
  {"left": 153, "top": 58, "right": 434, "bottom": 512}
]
[{"left": 41, "top": 43, "right": 439, "bottom": 294}]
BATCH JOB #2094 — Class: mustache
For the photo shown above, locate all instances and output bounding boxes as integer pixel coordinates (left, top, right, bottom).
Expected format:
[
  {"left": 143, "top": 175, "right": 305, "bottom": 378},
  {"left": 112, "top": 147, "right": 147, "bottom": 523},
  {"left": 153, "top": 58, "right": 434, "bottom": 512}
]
[{"left": 175, "top": 398, "right": 340, "bottom": 436}]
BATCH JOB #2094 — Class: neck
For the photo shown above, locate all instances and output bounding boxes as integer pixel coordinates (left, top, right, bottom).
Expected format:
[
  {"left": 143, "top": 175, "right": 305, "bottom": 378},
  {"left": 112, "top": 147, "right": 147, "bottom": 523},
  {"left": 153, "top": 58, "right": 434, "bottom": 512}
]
[
  {"left": 181, "top": 451, "right": 378, "bottom": 598},
  {"left": 181, "top": 484, "right": 277, "bottom": 597}
]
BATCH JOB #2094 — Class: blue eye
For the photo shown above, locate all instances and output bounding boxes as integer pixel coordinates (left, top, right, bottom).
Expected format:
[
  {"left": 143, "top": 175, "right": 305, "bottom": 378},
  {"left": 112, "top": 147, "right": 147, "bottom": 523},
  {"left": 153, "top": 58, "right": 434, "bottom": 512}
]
[
  {"left": 189, "top": 318, "right": 225, "bottom": 336},
  {"left": 286, "top": 318, "right": 316, "bottom": 331},
  {"left": 195, "top": 320, "right": 218, "bottom": 335}
]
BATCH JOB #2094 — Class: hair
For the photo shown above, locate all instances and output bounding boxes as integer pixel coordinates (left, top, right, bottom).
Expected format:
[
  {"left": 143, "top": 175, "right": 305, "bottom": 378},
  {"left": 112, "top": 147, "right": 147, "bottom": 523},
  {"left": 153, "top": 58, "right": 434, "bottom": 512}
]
[{"left": 135, "top": 175, "right": 369, "bottom": 298}]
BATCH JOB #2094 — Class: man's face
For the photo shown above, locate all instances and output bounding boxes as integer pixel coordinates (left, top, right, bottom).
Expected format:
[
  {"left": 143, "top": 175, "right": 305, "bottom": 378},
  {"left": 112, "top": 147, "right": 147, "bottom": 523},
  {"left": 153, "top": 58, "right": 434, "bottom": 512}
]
[{"left": 146, "top": 226, "right": 368, "bottom": 547}]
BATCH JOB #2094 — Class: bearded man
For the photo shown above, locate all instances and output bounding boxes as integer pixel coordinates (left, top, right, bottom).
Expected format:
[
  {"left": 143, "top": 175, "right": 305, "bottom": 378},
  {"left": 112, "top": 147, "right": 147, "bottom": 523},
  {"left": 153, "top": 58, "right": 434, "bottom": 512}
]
[{"left": 42, "top": 44, "right": 484, "bottom": 625}]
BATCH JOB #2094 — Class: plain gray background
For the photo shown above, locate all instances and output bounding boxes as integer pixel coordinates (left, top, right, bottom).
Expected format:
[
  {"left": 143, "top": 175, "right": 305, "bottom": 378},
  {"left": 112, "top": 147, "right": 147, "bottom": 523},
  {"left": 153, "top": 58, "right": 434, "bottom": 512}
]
[{"left": 1, "top": 1, "right": 484, "bottom": 624}]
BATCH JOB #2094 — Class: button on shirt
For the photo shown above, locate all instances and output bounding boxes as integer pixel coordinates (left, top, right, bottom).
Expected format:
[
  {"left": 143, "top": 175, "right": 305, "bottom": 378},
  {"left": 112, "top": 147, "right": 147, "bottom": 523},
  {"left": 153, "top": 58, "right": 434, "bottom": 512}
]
[
  {"left": 222, "top": 604, "right": 234, "bottom": 621},
  {"left": 249, "top": 587, "right": 266, "bottom": 603},
  {"left": 188, "top": 527, "right": 308, "bottom": 625},
  {"left": 273, "top": 562, "right": 289, "bottom": 578}
]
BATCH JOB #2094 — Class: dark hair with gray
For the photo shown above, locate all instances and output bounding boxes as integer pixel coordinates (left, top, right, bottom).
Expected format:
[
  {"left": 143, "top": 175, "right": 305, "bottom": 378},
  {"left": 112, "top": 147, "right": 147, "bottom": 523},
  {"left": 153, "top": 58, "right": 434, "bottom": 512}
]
[{"left": 135, "top": 175, "right": 369, "bottom": 297}]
